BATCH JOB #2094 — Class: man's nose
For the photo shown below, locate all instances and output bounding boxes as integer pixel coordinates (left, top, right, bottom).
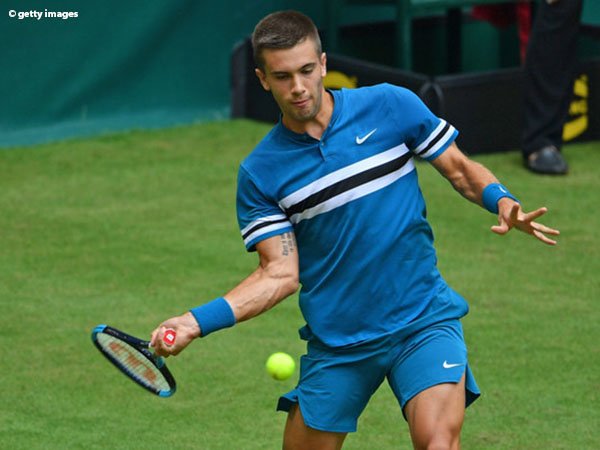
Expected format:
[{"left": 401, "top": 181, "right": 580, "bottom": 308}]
[{"left": 291, "top": 75, "right": 304, "bottom": 95}]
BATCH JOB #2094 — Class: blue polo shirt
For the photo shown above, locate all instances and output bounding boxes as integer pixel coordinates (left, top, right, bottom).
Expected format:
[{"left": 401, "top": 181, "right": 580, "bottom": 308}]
[{"left": 236, "top": 83, "right": 461, "bottom": 347}]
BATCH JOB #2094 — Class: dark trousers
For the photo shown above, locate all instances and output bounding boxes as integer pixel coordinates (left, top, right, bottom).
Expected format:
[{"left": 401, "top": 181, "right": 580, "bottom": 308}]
[{"left": 522, "top": 0, "right": 583, "bottom": 157}]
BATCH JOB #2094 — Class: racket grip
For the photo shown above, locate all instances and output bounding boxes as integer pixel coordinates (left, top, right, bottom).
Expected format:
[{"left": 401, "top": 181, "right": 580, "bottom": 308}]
[{"left": 163, "top": 328, "right": 176, "bottom": 346}]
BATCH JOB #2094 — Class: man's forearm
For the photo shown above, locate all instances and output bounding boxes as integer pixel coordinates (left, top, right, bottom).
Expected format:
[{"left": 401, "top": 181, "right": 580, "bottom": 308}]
[
  {"left": 432, "top": 144, "right": 499, "bottom": 206},
  {"left": 224, "top": 262, "right": 299, "bottom": 322}
]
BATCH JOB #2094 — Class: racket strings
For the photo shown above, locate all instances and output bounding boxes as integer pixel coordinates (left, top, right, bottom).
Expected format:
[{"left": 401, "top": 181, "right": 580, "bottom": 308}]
[{"left": 97, "top": 334, "right": 170, "bottom": 391}]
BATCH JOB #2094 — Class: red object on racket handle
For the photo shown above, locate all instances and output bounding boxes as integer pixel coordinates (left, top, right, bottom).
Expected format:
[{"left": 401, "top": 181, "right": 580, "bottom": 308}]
[{"left": 163, "top": 329, "right": 176, "bottom": 346}]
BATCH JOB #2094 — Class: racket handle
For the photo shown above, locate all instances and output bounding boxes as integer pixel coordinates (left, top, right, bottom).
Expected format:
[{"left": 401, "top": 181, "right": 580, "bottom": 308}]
[{"left": 163, "top": 328, "right": 177, "bottom": 346}]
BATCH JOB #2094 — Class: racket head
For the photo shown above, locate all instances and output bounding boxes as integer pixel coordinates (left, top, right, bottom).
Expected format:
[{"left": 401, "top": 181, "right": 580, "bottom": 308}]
[{"left": 91, "top": 324, "right": 176, "bottom": 397}]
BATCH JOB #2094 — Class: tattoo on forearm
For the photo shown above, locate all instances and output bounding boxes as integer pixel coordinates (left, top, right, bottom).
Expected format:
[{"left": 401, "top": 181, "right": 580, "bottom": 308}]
[{"left": 281, "top": 232, "right": 295, "bottom": 256}]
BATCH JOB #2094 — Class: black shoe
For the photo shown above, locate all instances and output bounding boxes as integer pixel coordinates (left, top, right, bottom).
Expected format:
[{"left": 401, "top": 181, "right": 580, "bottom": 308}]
[{"left": 525, "top": 146, "right": 568, "bottom": 175}]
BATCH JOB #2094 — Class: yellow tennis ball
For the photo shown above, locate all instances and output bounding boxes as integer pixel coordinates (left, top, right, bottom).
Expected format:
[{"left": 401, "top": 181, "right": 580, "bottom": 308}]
[{"left": 266, "top": 352, "right": 295, "bottom": 380}]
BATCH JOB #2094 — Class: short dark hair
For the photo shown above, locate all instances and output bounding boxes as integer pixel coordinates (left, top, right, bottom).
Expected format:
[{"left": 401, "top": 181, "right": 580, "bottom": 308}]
[{"left": 252, "top": 10, "right": 322, "bottom": 71}]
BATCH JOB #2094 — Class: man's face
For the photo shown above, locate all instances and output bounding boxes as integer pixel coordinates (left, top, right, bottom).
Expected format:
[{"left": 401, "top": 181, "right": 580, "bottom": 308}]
[{"left": 255, "top": 38, "right": 327, "bottom": 127}]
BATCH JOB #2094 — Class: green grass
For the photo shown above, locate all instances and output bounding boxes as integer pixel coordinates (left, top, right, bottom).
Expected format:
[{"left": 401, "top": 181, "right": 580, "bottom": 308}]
[{"left": 1, "top": 120, "right": 598, "bottom": 449}]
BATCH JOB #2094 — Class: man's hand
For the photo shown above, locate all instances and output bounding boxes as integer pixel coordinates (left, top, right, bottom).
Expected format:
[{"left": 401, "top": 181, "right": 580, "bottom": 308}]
[
  {"left": 491, "top": 199, "right": 560, "bottom": 245},
  {"left": 151, "top": 312, "right": 201, "bottom": 357}
]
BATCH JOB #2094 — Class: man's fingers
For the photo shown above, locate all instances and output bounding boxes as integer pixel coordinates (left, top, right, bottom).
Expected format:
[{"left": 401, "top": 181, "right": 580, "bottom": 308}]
[
  {"left": 151, "top": 327, "right": 171, "bottom": 357},
  {"left": 521, "top": 206, "right": 548, "bottom": 223},
  {"left": 492, "top": 203, "right": 559, "bottom": 245},
  {"left": 531, "top": 221, "right": 560, "bottom": 236},
  {"left": 533, "top": 229, "right": 558, "bottom": 246},
  {"left": 150, "top": 328, "right": 160, "bottom": 348},
  {"left": 508, "top": 203, "right": 521, "bottom": 222},
  {"left": 491, "top": 207, "right": 513, "bottom": 235},
  {"left": 491, "top": 223, "right": 509, "bottom": 235}
]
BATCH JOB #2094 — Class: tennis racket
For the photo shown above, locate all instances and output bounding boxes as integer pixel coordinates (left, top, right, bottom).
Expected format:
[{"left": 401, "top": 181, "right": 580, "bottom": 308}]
[{"left": 91, "top": 324, "right": 177, "bottom": 397}]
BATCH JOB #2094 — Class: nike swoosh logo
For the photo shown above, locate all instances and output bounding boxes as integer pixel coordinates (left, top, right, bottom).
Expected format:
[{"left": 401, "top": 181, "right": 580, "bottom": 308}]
[
  {"left": 443, "top": 361, "right": 464, "bottom": 369},
  {"left": 355, "top": 128, "right": 377, "bottom": 145}
]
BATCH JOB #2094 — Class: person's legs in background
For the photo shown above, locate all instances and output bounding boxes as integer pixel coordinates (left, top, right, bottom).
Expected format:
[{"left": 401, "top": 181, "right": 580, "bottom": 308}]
[{"left": 522, "top": 0, "right": 583, "bottom": 175}]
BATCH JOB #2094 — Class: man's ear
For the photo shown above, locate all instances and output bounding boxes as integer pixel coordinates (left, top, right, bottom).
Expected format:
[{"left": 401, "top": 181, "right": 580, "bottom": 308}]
[
  {"left": 321, "top": 52, "right": 327, "bottom": 77},
  {"left": 255, "top": 68, "right": 271, "bottom": 92}
]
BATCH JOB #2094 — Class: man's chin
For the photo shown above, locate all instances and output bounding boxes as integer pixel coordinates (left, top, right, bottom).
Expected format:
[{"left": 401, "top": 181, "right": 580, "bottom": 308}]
[{"left": 292, "top": 107, "right": 318, "bottom": 122}]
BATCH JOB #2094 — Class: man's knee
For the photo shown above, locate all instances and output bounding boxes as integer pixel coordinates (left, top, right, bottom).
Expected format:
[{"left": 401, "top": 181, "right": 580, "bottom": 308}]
[{"left": 412, "top": 429, "right": 461, "bottom": 450}]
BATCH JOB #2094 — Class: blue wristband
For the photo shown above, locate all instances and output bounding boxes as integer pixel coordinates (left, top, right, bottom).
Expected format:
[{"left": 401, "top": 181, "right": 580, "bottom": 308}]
[
  {"left": 190, "top": 297, "right": 236, "bottom": 337},
  {"left": 481, "top": 183, "right": 519, "bottom": 214}
]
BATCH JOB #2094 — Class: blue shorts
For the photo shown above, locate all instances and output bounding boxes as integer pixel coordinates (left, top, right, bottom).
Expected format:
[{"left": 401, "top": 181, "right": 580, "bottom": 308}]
[{"left": 277, "top": 319, "right": 480, "bottom": 433}]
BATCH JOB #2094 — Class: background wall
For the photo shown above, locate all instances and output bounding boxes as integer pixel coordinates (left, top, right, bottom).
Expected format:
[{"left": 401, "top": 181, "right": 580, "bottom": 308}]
[
  {"left": 0, "top": 0, "right": 326, "bottom": 147},
  {"left": 1, "top": 0, "right": 599, "bottom": 148}
]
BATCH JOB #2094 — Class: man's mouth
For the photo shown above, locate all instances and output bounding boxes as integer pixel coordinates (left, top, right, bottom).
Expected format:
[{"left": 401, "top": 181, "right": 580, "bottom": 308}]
[{"left": 292, "top": 98, "right": 310, "bottom": 108}]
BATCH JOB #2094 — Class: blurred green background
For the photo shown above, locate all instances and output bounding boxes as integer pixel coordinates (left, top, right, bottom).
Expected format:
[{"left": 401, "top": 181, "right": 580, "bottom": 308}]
[{"left": 2, "top": 0, "right": 599, "bottom": 147}]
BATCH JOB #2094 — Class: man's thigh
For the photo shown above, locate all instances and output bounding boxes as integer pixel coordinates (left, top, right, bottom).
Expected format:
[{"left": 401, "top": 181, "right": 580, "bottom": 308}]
[
  {"left": 404, "top": 374, "right": 466, "bottom": 450},
  {"left": 386, "top": 320, "right": 478, "bottom": 449},
  {"left": 283, "top": 404, "right": 347, "bottom": 450}
]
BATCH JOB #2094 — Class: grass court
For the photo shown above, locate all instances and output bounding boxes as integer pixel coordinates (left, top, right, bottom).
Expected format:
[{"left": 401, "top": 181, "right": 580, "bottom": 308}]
[{"left": 1, "top": 120, "right": 598, "bottom": 449}]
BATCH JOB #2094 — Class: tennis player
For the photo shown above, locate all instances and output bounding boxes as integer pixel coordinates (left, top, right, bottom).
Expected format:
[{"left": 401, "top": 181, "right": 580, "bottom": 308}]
[{"left": 151, "top": 10, "right": 559, "bottom": 450}]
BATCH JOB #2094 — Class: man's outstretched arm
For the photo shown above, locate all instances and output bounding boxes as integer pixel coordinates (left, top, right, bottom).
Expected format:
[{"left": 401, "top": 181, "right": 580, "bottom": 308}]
[{"left": 430, "top": 143, "right": 560, "bottom": 245}]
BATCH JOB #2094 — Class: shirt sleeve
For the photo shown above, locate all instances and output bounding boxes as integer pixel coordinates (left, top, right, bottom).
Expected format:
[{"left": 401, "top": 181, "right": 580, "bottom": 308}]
[
  {"left": 236, "top": 165, "right": 293, "bottom": 252},
  {"left": 386, "top": 84, "right": 458, "bottom": 161}
]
